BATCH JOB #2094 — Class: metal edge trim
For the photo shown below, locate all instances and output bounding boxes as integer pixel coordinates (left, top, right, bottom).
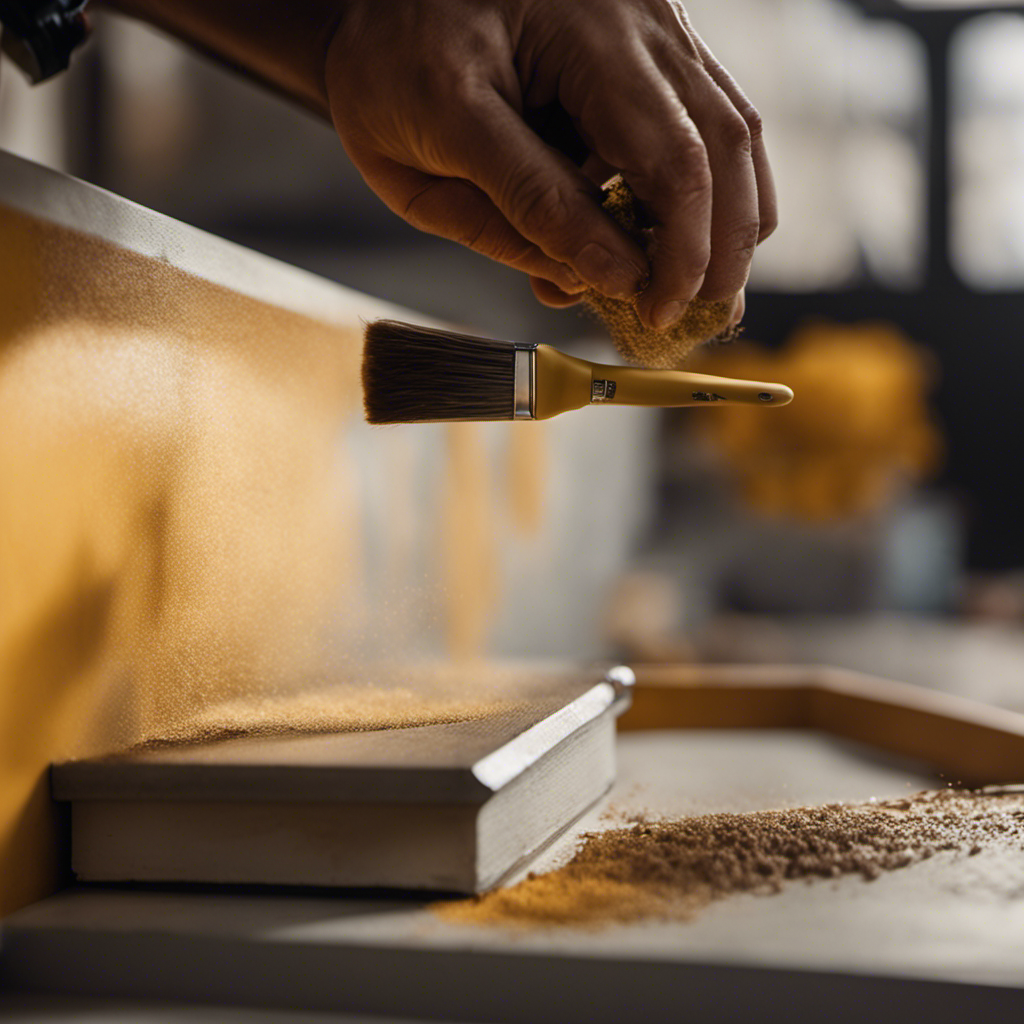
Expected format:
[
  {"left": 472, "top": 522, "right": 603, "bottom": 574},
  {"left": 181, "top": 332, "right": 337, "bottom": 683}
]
[
  {"left": 0, "top": 149, "right": 424, "bottom": 329},
  {"left": 471, "top": 667, "right": 631, "bottom": 792},
  {"left": 51, "top": 665, "right": 635, "bottom": 806}
]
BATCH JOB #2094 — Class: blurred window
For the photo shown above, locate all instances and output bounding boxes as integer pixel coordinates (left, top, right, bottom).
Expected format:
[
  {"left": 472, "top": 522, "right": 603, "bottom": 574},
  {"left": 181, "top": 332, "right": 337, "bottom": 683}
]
[
  {"left": 705, "top": 0, "right": 927, "bottom": 291},
  {"left": 951, "top": 13, "right": 1024, "bottom": 289}
]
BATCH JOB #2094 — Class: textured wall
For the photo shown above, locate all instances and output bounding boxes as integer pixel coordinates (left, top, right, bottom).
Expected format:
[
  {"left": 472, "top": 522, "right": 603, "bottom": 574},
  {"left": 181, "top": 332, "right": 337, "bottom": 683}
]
[
  {"left": 0, "top": 205, "right": 371, "bottom": 913},
  {"left": 0, "top": 166, "right": 656, "bottom": 916}
]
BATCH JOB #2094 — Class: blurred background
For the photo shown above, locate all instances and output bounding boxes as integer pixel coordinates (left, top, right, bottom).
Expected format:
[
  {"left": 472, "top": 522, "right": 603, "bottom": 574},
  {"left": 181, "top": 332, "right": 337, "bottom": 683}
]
[{"left": 5, "top": 0, "right": 1024, "bottom": 709}]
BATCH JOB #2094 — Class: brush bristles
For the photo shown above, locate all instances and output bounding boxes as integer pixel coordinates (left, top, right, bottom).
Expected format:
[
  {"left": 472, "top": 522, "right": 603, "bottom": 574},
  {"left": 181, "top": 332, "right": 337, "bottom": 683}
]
[{"left": 362, "top": 320, "right": 517, "bottom": 423}]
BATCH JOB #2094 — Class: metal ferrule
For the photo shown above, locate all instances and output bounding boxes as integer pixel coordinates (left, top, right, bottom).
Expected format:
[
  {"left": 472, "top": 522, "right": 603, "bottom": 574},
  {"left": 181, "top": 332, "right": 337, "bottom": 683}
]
[{"left": 513, "top": 344, "right": 537, "bottom": 419}]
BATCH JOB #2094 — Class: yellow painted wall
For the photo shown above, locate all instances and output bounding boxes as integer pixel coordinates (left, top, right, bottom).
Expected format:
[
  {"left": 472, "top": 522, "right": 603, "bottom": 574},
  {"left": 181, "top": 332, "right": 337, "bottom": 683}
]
[{"left": 0, "top": 205, "right": 368, "bottom": 914}]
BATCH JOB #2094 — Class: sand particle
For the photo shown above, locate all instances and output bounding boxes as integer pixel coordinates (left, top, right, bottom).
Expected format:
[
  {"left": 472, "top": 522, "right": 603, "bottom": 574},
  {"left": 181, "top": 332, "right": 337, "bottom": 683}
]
[{"left": 438, "top": 789, "right": 1024, "bottom": 929}]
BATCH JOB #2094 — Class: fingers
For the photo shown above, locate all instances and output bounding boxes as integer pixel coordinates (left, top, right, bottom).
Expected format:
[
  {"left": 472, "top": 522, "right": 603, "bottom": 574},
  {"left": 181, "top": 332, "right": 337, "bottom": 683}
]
[
  {"left": 686, "top": 31, "right": 778, "bottom": 245},
  {"left": 530, "top": 276, "right": 584, "bottom": 308},
  {"left": 652, "top": 45, "right": 760, "bottom": 302},
  {"left": 439, "top": 94, "right": 650, "bottom": 300},
  {"left": 730, "top": 288, "right": 746, "bottom": 326},
  {"left": 568, "top": 50, "right": 714, "bottom": 328},
  {"left": 329, "top": 0, "right": 774, "bottom": 334},
  {"left": 580, "top": 152, "right": 619, "bottom": 189},
  {"left": 351, "top": 148, "right": 588, "bottom": 294}
]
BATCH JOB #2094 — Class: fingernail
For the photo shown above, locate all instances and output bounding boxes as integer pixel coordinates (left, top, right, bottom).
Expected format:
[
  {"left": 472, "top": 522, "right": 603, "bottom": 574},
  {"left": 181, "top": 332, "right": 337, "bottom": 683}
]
[
  {"left": 560, "top": 267, "right": 586, "bottom": 293},
  {"left": 653, "top": 301, "right": 684, "bottom": 330},
  {"left": 575, "top": 243, "right": 644, "bottom": 298}
]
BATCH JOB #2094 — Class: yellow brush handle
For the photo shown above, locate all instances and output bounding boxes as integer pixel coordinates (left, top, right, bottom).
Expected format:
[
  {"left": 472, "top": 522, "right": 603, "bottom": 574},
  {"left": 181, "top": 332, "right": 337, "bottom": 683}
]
[
  {"left": 534, "top": 345, "right": 793, "bottom": 419},
  {"left": 600, "top": 363, "right": 793, "bottom": 407}
]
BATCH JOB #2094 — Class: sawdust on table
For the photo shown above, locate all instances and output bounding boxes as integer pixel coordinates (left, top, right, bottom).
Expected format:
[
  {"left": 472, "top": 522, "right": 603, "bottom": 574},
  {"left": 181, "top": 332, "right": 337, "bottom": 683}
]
[{"left": 437, "top": 788, "right": 1024, "bottom": 929}]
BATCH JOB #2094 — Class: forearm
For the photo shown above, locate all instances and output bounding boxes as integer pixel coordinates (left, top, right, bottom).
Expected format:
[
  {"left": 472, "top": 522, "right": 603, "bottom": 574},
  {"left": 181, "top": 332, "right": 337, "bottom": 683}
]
[{"left": 98, "top": 0, "right": 344, "bottom": 117}]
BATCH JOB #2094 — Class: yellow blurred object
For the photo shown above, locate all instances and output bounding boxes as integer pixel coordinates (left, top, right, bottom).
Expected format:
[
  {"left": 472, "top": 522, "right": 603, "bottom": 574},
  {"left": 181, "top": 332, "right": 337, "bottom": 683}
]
[{"left": 690, "top": 321, "right": 942, "bottom": 521}]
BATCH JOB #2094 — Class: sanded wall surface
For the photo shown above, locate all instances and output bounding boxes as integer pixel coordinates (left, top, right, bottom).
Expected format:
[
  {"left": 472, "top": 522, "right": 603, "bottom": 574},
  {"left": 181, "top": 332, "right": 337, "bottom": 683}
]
[
  {"left": 0, "top": 156, "right": 657, "bottom": 916},
  {"left": 0, "top": 203, "right": 376, "bottom": 913}
]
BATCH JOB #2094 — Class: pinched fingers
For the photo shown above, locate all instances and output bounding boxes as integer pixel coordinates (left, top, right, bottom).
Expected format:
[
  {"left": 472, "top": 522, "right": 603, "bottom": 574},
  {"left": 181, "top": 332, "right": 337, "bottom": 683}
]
[
  {"left": 684, "top": 27, "right": 778, "bottom": 245},
  {"left": 572, "top": 59, "right": 714, "bottom": 329},
  {"left": 352, "top": 149, "right": 588, "bottom": 293},
  {"left": 653, "top": 49, "right": 760, "bottom": 303},
  {"left": 563, "top": 4, "right": 769, "bottom": 327},
  {"left": 440, "top": 94, "right": 650, "bottom": 300}
]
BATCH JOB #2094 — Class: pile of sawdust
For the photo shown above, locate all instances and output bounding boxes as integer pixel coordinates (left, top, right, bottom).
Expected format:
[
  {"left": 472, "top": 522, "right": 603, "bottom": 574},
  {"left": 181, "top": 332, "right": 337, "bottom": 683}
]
[
  {"left": 583, "top": 178, "right": 736, "bottom": 369},
  {"left": 438, "top": 789, "right": 1024, "bottom": 929}
]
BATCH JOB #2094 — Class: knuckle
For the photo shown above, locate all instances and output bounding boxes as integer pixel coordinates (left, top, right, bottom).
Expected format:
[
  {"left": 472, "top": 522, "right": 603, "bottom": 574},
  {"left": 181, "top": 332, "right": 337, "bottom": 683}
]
[
  {"left": 417, "top": 61, "right": 475, "bottom": 105},
  {"left": 468, "top": 214, "right": 535, "bottom": 266},
  {"left": 632, "top": 125, "right": 710, "bottom": 194},
  {"left": 449, "top": 70, "right": 488, "bottom": 109},
  {"left": 660, "top": 152, "right": 712, "bottom": 201},
  {"left": 453, "top": 209, "right": 496, "bottom": 251},
  {"left": 683, "top": 246, "right": 713, "bottom": 280},
  {"left": 723, "top": 218, "right": 761, "bottom": 258},
  {"left": 743, "top": 104, "right": 765, "bottom": 142},
  {"left": 720, "top": 112, "right": 753, "bottom": 155},
  {"left": 758, "top": 209, "right": 779, "bottom": 242},
  {"left": 490, "top": 237, "right": 539, "bottom": 270},
  {"left": 507, "top": 176, "right": 575, "bottom": 248},
  {"left": 401, "top": 184, "right": 438, "bottom": 230}
]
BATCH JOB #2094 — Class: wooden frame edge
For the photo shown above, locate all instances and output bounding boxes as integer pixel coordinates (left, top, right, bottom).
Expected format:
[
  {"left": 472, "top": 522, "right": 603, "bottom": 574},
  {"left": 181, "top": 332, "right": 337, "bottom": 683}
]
[{"left": 620, "top": 664, "right": 1024, "bottom": 786}]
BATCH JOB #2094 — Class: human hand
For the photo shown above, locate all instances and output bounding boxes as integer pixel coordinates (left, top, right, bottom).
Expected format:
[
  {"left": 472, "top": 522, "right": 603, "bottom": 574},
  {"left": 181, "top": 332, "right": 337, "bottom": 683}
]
[{"left": 326, "top": 0, "right": 775, "bottom": 331}]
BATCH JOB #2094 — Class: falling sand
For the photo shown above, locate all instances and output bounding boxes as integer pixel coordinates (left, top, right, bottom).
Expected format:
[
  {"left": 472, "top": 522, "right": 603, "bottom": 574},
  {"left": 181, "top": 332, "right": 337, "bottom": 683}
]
[
  {"left": 438, "top": 789, "right": 1024, "bottom": 929},
  {"left": 128, "top": 686, "right": 516, "bottom": 749},
  {"left": 126, "top": 664, "right": 581, "bottom": 750},
  {"left": 0, "top": 198, "right": 550, "bottom": 912}
]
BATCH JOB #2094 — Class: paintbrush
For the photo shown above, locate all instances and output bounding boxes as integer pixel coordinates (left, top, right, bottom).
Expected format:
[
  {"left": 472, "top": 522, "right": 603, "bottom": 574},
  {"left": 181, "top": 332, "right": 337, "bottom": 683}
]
[{"left": 362, "top": 320, "right": 793, "bottom": 423}]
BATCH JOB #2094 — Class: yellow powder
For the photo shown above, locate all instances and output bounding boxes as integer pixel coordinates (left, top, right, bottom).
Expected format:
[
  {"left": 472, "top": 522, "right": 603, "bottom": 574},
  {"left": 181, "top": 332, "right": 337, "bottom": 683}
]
[
  {"left": 441, "top": 423, "right": 499, "bottom": 661},
  {"left": 124, "top": 661, "right": 580, "bottom": 748},
  {"left": 438, "top": 789, "right": 1024, "bottom": 929},
  {"left": 506, "top": 420, "right": 547, "bottom": 537},
  {"left": 0, "top": 200, "right": 545, "bottom": 913},
  {"left": 128, "top": 684, "right": 522, "bottom": 749}
]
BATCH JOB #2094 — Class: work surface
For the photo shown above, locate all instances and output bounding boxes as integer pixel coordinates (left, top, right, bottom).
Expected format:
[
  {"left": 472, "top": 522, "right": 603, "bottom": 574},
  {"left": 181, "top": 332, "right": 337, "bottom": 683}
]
[{"left": 4, "top": 729, "right": 1024, "bottom": 1024}]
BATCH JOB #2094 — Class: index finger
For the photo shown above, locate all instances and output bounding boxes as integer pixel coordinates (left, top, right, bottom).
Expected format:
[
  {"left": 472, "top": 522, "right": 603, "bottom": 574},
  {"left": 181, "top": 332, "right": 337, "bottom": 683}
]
[
  {"left": 439, "top": 93, "right": 651, "bottom": 300},
  {"left": 570, "top": 54, "right": 714, "bottom": 328}
]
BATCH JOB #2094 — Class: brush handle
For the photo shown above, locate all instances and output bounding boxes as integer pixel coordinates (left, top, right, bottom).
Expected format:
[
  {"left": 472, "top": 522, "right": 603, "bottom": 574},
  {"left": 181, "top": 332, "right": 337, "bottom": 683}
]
[
  {"left": 593, "top": 363, "right": 793, "bottom": 408},
  {"left": 533, "top": 345, "right": 793, "bottom": 419}
]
